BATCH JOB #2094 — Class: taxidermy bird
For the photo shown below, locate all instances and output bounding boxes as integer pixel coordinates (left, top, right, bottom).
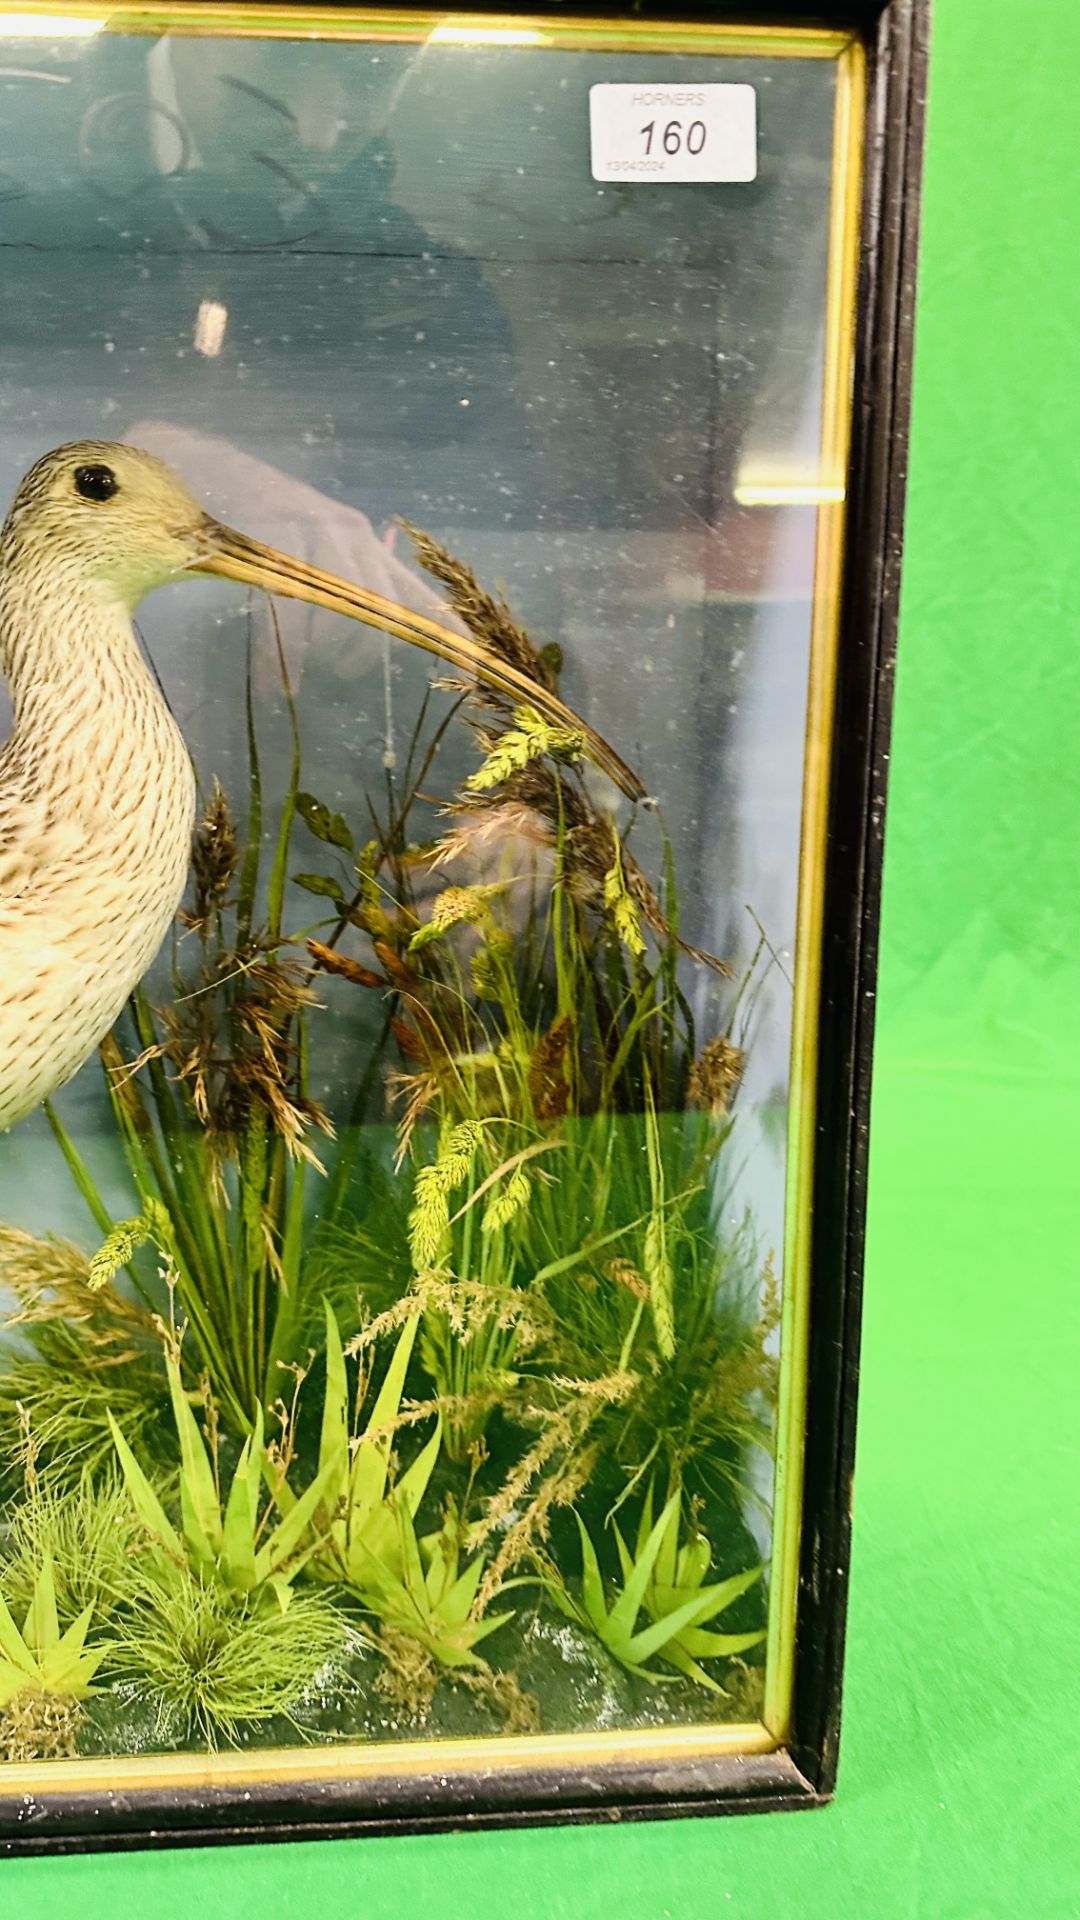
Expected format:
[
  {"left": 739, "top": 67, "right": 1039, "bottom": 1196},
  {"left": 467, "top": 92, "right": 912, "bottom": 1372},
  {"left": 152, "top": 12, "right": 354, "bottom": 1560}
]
[{"left": 0, "top": 440, "right": 642, "bottom": 1131}]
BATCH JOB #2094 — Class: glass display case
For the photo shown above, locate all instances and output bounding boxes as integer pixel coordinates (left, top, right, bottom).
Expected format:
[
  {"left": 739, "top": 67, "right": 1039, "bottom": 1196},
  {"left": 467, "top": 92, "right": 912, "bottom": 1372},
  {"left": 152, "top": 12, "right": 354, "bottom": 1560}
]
[{"left": 0, "top": 0, "right": 927, "bottom": 1851}]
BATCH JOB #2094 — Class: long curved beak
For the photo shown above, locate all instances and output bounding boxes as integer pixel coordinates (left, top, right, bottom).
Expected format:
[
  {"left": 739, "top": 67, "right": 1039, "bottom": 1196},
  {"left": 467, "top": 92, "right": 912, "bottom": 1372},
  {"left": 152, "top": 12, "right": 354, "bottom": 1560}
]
[{"left": 192, "top": 518, "right": 644, "bottom": 803}]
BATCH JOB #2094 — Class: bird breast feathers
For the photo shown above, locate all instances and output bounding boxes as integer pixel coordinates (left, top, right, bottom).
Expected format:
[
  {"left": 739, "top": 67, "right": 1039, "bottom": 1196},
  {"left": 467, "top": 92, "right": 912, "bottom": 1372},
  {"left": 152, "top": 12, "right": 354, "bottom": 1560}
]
[{"left": 0, "top": 771, "right": 91, "bottom": 909}]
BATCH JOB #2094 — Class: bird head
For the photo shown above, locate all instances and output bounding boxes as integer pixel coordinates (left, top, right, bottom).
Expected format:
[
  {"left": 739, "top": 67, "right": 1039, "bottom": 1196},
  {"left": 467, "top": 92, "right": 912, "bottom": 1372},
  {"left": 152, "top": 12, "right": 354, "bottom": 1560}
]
[
  {"left": 0, "top": 439, "right": 643, "bottom": 801},
  {"left": 0, "top": 441, "right": 212, "bottom": 606}
]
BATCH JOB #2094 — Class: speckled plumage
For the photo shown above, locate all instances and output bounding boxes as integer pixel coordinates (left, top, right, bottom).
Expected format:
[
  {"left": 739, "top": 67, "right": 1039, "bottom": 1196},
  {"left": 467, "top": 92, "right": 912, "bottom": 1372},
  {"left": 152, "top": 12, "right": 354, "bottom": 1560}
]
[
  {"left": 0, "top": 438, "right": 641, "bottom": 1132},
  {"left": 0, "top": 443, "right": 199, "bottom": 1129}
]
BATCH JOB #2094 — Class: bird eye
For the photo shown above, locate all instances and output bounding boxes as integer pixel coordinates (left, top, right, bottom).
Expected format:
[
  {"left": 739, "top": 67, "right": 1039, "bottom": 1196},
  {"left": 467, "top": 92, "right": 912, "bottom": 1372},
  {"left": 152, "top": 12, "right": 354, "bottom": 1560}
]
[{"left": 73, "top": 463, "right": 119, "bottom": 503}]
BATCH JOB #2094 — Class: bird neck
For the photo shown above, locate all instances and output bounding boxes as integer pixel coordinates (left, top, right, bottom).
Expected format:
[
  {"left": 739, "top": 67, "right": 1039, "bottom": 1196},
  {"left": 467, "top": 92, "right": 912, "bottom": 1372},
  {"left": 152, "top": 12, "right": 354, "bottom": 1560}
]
[{"left": 0, "top": 565, "right": 167, "bottom": 740}]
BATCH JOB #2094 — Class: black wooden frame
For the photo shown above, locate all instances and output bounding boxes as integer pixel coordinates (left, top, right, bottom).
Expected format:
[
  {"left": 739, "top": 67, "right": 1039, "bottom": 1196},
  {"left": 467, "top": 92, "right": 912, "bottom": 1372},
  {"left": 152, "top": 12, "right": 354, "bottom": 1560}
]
[{"left": 0, "top": 0, "right": 929, "bottom": 1856}]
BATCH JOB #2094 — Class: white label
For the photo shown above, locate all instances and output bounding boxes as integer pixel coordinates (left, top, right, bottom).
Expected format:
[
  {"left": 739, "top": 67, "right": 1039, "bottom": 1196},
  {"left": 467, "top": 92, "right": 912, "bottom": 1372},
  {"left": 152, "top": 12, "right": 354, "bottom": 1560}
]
[{"left": 588, "top": 82, "right": 757, "bottom": 184}]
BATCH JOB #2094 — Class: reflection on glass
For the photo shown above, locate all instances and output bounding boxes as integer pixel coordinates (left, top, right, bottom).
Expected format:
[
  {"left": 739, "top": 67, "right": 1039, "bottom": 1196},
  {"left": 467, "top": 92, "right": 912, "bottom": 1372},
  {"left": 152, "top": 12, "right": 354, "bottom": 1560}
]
[{"left": 0, "top": 15, "right": 852, "bottom": 1768}]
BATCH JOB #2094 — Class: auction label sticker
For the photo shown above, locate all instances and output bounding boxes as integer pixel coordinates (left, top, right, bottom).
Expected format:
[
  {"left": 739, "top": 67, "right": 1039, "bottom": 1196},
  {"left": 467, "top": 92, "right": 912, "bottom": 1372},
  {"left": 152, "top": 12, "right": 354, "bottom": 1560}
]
[{"left": 588, "top": 83, "right": 757, "bottom": 183}]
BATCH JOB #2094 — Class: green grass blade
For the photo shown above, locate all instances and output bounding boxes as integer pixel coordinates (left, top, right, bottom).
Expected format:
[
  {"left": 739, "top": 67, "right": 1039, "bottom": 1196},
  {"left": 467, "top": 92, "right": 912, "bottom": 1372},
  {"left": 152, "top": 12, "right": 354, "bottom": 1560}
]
[
  {"left": 634, "top": 1481, "right": 656, "bottom": 1559},
  {"left": 422, "top": 1538, "right": 446, "bottom": 1607},
  {"left": 678, "top": 1533, "right": 712, "bottom": 1591},
  {"left": 440, "top": 1551, "right": 485, "bottom": 1627},
  {"left": 612, "top": 1521, "right": 634, "bottom": 1587},
  {"left": 574, "top": 1513, "right": 608, "bottom": 1633},
  {"left": 625, "top": 1589, "right": 732, "bottom": 1665},
  {"left": 318, "top": 1300, "right": 350, "bottom": 1502},
  {"left": 166, "top": 1358, "right": 223, "bottom": 1566},
  {"left": 461, "top": 1609, "right": 513, "bottom": 1648},
  {"left": 266, "top": 1135, "right": 307, "bottom": 1388},
  {"left": 395, "top": 1419, "right": 441, "bottom": 1520},
  {"left": 25, "top": 1555, "right": 61, "bottom": 1655},
  {"left": 41, "top": 1608, "right": 108, "bottom": 1697},
  {"left": 222, "top": 1422, "right": 262, "bottom": 1591},
  {"left": 237, "top": 646, "right": 263, "bottom": 947},
  {"left": 53, "top": 1603, "right": 95, "bottom": 1665},
  {"left": 42, "top": 1102, "right": 113, "bottom": 1236},
  {"left": 265, "top": 609, "right": 302, "bottom": 942},
  {"left": 261, "top": 1454, "right": 340, "bottom": 1578},
  {"left": 663, "top": 1643, "right": 726, "bottom": 1693},
  {"left": 676, "top": 1565, "right": 763, "bottom": 1627},
  {"left": 0, "top": 1592, "right": 37, "bottom": 1677},
  {"left": 679, "top": 1625, "right": 767, "bottom": 1659},
  {"left": 395, "top": 1504, "right": 427, "bottom": 1613},
  {"left": 349, "top": 1315, "right": 420, "bottom": 1517},
  {"left": 108, "top": 1412, "right": 184, "bottom": 1563},
  {"left": 652, "top": 1486, "right": 680, "bottom": 1591},
  {"left": 608, "top": 1490, "right": 681, "bottom": 1640}
]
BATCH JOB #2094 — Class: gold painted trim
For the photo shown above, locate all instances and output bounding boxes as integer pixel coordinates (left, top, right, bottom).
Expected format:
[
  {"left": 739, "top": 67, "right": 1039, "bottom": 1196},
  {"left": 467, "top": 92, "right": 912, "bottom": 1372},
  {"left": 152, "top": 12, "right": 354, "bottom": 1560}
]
[
  {"left": 0, "top": 4, "right": 867, "bottom": 1800},
  {"left": 0, "top": 1719, "right": 775, "bottom": 1796},
  {"left": 763, "top": 35, "right": 867, "bottom": 1739},
  {"left": 1, "top": 3, "right": 854, "bottom": 57}
]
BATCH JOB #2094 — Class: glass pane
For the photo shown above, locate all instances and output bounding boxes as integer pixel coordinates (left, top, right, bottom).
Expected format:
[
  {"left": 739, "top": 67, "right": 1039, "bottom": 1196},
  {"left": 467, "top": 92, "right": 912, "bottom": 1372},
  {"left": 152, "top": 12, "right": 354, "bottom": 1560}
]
[{"left": 0, "top": 12, "right": 857, "bottom": 1776}]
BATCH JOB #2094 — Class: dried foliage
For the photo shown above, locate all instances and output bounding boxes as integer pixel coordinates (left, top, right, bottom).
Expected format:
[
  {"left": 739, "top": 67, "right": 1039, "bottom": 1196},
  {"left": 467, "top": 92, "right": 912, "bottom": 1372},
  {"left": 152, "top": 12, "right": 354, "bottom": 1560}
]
[
  {"left": 181, "top": 780, "right": 239, "bottom": 936},
  {"left": 397, "top": 522, "right": 561, "bottom": 698},
  {"left": 0, "top": 1690, "right": 84, "bottom": 1763},
  {"left": 688, "top": 1037, "right": 746, "bottom": 1117},
  {"left": 129, "top": 945, "right": 333, "bottom": 1174}
]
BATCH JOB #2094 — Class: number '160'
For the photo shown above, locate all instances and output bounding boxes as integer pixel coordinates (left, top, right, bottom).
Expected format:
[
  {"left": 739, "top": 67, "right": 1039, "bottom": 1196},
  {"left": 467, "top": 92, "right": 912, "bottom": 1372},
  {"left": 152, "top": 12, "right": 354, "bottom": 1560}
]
[{"left": 640, "top": 119, "right": 707, "bottom": 156}]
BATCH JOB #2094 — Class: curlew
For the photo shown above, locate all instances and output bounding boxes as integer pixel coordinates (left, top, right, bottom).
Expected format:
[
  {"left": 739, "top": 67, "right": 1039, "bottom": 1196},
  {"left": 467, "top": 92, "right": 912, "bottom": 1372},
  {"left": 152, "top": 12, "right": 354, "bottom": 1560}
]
[{"left": 0, "top": 441, "right": 641, "bottom": 1131}]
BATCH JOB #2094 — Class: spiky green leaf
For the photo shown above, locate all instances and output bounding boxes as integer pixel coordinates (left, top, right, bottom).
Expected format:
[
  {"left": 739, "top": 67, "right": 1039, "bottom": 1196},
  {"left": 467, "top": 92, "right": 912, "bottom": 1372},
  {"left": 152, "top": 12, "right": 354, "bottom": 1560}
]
[
  {"left": 318, "top": 1299, "right": 351, "bottom": 1505},
  {"left": 625, "top": 1587, "right": 737, "bottom": 1665},
  {"left": 439, "top": 1551, "right": 486, "bottom": 1629},
  {"left": 348, "top": 1315, "right": 420, "bottom": 1518},
  {"left": 607, "top": 1490, "right": 681, "bottom": 1640},
  {"left": 166, "top": 1358, "right": 223, "bottom": 1567},
  {"left": 394, "top": 1418, "right": 441, "bottom": 1521},
  {"left": 574, "top": 1513, "right": 608, "bottom": 1632},
  {"left": 258, "top": 1454, "right": 341, "bottom": 1583},
  {"left": 108, "top": 1412, "right": 185, "bottom": 1564},
  {"left": 221, "top": 1421, "right": 262, "bottom": 1591},
  {"left": 24, "top": 1554, "right": 61, "bottom": 1656},
  {"left": 0, "top": 1592, "right": 37, "bottom": 1679},
  {"left": 677, "top": 1625, "right": 766, "bottom": 1659}
]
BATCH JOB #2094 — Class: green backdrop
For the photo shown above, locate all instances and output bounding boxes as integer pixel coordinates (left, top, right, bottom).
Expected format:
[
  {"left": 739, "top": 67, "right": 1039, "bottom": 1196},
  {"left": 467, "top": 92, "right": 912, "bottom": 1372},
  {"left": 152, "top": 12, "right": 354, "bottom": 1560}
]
[{"left": 7, "top": 0, "right": 1080, "bottom": 1910}]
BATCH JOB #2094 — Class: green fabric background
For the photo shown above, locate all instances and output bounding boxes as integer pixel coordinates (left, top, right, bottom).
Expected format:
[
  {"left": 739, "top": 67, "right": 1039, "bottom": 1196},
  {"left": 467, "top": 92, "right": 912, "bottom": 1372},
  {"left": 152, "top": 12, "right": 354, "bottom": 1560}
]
[{"left": 7, "top": 0, "right": 1080, "bottom": 1909}]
